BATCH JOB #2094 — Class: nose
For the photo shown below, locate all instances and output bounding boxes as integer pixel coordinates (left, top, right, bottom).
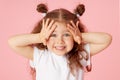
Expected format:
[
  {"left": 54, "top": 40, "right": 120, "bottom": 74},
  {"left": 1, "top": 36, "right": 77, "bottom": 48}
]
[{"left": 56, "top": 36, "right": 64, "bottom": 44}]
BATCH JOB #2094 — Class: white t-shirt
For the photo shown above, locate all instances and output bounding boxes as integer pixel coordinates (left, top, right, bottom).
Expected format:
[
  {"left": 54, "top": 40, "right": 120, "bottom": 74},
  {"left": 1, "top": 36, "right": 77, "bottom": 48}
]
[{"left": 30, "top": 44, "right": 91, "bottom": 80}]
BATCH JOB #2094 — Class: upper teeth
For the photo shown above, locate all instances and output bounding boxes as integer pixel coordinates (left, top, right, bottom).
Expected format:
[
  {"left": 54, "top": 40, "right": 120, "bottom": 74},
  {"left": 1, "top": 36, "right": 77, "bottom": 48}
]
[{"left": 55, "top": 46, "right": 65, "bottom": 50}]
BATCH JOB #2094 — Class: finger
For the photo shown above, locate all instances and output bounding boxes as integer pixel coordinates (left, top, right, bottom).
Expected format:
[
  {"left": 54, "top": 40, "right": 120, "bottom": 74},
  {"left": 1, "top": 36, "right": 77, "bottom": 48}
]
[
  {"left": 47, "top": 20, "right": 55, "bottom": 30},
  {"left": 68, "top": 23, "right": 75, "bottom": 31},
  {"left": 44, "top": 18, "right": 50, "bottom": 28},
  {"left": 76, "top": 36, "right": 81, "bottom": 44},
  {"left": 43, "top": 40, "right": 47, "bottom": 45},
  {"left": 76, "top": 21, "right": 79, "bottom": 29},
  {"left": 50, "top": 23, "right": 57, "bottom": 31},
  {"left": 70, "top": 21, "right": 77, "bottom": 29},
  {"left": 49, "top": 24, "right": 57, "bottom": 34},
  {"left": 67, "top": 24, "right": 74, "bottom": 32},
  {"left": 43, "top": 38, "right": 49, "bottom": 46},
  {"left": 42, "top": 19, "right": 45, "bottom": 30},
  {"left": 46, "top": 25, "right": 57, "bottom": 39},
  {"left": 67, "top": 24, "right": 75, "bottom": 36}
]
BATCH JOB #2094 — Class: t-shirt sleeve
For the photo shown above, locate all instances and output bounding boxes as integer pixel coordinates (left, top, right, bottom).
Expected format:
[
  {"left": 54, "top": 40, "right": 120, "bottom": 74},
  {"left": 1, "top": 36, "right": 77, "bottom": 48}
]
[
  {"left": 80, "top": 44, "right": 91, "bottom": 67},
  {"left": 29, "top": 47, "right": 43, "bottom": 68}
]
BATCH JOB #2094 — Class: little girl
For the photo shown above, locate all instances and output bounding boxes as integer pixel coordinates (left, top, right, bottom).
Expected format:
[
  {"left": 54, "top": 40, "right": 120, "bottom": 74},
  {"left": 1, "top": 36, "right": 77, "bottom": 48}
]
[{"left": 8, "top": 3, "right": 112, "bottom": 80}]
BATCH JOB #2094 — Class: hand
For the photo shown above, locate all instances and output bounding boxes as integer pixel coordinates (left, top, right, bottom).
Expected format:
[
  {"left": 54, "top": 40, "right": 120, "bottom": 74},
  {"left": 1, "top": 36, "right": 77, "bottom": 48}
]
[
  {"left": 40, "top": 18, "right": 56, "bottom": 45},
  {"left": 67, "top": 21, "right": 82, "bottom": 44}
]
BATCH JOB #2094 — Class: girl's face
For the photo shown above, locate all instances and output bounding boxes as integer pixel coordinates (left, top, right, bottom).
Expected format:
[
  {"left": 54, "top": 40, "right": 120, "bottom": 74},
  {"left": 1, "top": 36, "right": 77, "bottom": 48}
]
[{"left": 47, "top": 22, "right": 74, "bottom": 56}]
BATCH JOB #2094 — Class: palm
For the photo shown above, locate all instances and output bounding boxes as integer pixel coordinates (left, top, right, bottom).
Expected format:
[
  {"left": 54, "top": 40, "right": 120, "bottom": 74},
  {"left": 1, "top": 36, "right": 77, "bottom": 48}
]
[
  {"left": 40, "top": 19, "right": 56, "bottom": 45},
  {"left": 67, "top": 21, "right": 81, "bottom": 44}
]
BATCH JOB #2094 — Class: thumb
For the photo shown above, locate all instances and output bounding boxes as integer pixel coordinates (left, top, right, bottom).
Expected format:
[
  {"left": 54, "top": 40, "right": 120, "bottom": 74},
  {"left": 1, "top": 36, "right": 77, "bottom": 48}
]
[
  {"left": 76, "top": 36, "right": 81, "bottom": 44},
  {"left": 43, "top": 39, "right": 47, "bottom": 45}
]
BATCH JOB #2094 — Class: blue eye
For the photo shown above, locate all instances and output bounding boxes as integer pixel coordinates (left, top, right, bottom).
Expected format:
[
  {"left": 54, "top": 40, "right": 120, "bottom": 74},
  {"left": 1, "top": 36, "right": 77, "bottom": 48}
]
[
  {"left": 64, "top": 33, "right": 70, "bottom": 37},
  {"left": 50, "top": 34, "right": 57, "bottom": 37}
]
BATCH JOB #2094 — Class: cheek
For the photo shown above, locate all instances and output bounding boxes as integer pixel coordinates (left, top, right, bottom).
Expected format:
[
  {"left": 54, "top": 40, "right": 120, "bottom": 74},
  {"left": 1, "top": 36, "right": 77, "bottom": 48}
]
[
  {"left": 65, "top": 38, "right": 74, "bottom": 47},
  {"left": 47, "top": 38, "right": 54, "bottom": 48}
]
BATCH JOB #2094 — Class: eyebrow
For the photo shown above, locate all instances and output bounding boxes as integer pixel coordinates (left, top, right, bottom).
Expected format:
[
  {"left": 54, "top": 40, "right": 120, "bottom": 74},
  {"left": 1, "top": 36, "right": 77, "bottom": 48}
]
[{"left": 53, "top": 30, "right": 70, "bottom": 33}]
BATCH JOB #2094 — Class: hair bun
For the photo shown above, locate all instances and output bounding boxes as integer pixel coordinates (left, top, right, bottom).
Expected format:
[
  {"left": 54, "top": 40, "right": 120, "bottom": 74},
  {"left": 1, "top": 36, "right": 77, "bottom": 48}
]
[
  {"left": 74, "top": 4, "right": 85, "bottom": 16},
  {"left": 36, "top": 3, "right": 48, "bottom": 13}
]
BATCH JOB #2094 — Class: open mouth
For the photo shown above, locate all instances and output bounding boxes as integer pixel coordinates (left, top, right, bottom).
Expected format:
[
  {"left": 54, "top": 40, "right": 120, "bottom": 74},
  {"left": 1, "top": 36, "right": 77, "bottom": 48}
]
[{"left": 55, "top": 46, "right": 66, "bottom": 50}]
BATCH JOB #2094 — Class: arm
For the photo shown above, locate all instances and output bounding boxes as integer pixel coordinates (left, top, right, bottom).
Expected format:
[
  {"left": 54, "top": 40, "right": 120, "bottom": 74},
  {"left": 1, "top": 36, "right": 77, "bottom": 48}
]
[
  {"left": 8, "top": 33, "right": 42, "bottom": 60},
  {"left": 67, "top": 21, "right": 112, "bottom": 56},
  {"left": 8, "top": 19, "right": 55, "bottom": 60},
  {"left": 82, "top": 32, "right": 112, "bottom": 56}
]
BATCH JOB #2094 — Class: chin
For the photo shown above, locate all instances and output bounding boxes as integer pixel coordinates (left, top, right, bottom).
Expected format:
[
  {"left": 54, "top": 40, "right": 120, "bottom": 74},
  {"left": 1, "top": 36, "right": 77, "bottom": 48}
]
[{"left": 54, "top": 51, "right": 67, "bottom": 56}]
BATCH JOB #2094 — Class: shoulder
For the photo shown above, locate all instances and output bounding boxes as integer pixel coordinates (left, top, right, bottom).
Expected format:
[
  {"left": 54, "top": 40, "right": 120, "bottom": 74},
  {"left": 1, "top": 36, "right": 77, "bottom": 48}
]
[
  {"left": 83, "top": 43, "right": 90, "bottom": 53},
  {"left": 30, "top": 47, "right": 50, "bottom": 68}
]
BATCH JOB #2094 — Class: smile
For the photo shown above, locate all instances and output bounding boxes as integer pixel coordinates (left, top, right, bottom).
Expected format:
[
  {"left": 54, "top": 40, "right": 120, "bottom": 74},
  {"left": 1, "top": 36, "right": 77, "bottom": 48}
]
[{"left": 55, "top": 46, "right": 66, "bottom": 50}]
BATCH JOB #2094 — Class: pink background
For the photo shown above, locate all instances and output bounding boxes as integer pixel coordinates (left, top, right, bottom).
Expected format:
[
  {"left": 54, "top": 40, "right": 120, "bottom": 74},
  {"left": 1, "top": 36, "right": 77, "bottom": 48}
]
[{"left": 0, "top": 0, "right": 119, "bottom": 80}]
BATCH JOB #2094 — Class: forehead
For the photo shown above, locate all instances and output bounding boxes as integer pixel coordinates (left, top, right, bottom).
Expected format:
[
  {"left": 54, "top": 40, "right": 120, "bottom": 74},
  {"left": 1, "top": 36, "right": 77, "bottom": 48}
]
[
  {"left": 52, "top": 22, "right": 69, "bottom": 32},
  {"left": 53, "top": 21, "right": 66, "bottom": 26}
]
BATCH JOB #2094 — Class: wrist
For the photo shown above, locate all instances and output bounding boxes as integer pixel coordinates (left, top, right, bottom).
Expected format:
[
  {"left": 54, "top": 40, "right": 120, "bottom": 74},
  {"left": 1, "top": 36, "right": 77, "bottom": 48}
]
[
  {"left": 35, "top": 33, "right": 42, "bottom": 43},
  {"left": 81, "top": 33, "right": 88, "bottom": 43}
]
